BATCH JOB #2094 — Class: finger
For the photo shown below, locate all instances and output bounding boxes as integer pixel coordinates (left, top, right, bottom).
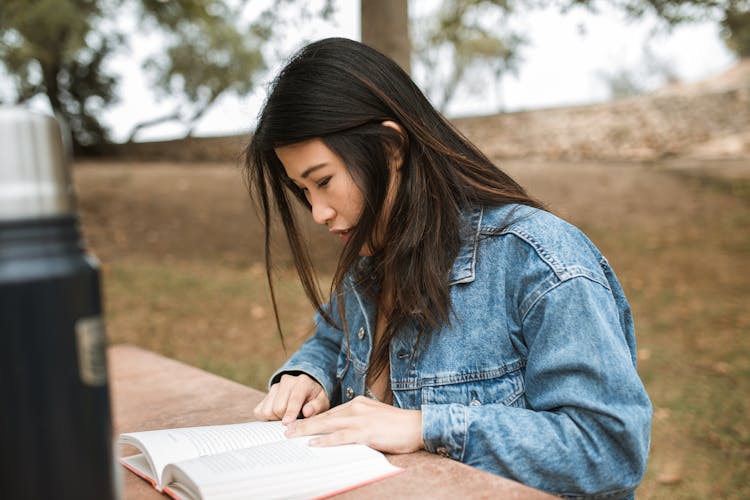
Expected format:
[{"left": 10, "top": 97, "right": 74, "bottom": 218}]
[
  {"left": 301, "top": 390, "right": 329, "bottom": 418},
  {"left": 261, "top": 399, "right": 278, "bottom": 420},
  {"left": 309, "top": 429, "right": 362, "bottom": 447},
  {"left": 318, "top": 402, "right": 346, "bottom": 416},
  {"left": 324, "top": 395, "right": 377, "bottom": 415},
  {"left": 254, "top": 384, "right": 278, "bottom": 420},
  {"left": 253, "top": 398, "right": 264, "bottom": 418},
  {"left": 282, "top": 383, "right": 315, "bottom": 425},
  {"left": 270, "top": 380, "right": 296, "bottom": 420},
  {"left": 308, "top": 400, "right": 349, "bottom": 419},
  {"left": 288, "top": 413, "right": 355, "bottom": 439},
  {"left": 295, "top": 398, "right": 358, "bottom": 427}
]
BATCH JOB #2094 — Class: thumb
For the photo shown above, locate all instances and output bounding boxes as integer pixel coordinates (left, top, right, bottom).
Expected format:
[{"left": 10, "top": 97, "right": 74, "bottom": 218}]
[{"left": 301, "top": 389, "right": 329, "bottom": 418}]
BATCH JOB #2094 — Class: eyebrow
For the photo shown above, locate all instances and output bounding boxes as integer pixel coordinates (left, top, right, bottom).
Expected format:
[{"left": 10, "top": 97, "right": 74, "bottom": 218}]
[{"left": 300, "top": 163, "right": 327, "bottom": 179}]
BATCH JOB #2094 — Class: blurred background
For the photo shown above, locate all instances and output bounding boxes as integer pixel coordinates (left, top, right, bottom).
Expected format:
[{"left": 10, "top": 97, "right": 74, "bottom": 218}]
[{"left": 2, "top": 0, "right": 748, "bottom": 498}]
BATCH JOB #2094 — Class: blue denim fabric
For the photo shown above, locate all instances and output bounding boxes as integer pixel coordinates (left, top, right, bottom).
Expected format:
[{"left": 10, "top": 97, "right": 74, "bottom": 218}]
[{"left": 270, "top": 204, "right": 652, "bottom": 499}]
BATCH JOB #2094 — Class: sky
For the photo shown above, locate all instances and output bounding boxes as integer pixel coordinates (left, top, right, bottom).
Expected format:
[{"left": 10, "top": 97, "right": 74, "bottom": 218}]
[{"left": 95, "top": 1, "right": 737, "bottom": 143}]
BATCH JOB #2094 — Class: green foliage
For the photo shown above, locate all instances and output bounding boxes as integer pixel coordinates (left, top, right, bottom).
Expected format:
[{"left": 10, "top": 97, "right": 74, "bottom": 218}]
[
  {"left": 2, "top": 0, "right": 746, "bottom": 150},
  {"left": 0, "top": 0, "right": 120, "bottom": 148},
  {"left": 610, "top": 0, "right": 750, "bottom": 57},
  {"left": 412, "top": 0, "right": 525, "bottom": 111},
  {"left": 136, "top": 0, "right": 266, "bottom": 137},
  {"left": 597, "top": 47, "right": 679, "bottom": 99},
  {"left": 722, "top": 1, "right": 750, "bottom": 56},
  {"left": 410, "top": 0, "right": 747, "bottom": 114},
  {"left": 0, "top": 0, "right": 267, "bottom": 151}
]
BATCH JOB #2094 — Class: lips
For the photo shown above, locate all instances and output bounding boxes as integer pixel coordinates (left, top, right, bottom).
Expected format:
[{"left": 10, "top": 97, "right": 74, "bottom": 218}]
[{"left": 330, "top": 227, "right": 354, "bottom": 243}]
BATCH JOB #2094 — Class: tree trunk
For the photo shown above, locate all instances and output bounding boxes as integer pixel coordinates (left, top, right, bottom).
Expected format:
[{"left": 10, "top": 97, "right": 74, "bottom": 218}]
[{"left": 360, "top": 0, "right": 411, "bottom": 74}]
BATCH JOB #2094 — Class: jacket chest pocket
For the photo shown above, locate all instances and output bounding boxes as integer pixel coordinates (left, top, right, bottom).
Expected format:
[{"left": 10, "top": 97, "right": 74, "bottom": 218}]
[{"left": 420, "top": 366, "right": 527, "bottom": 408}]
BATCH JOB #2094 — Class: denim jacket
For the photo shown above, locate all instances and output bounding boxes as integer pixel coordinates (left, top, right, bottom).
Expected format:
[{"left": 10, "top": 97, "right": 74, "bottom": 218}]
[{"left": 271, "top": 204, "right": 652, "bottom": 499}]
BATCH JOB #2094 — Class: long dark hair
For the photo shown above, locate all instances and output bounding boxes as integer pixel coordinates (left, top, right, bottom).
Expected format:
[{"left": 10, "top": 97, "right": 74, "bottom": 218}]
[{"left": 245, "top": 38, "right": 542, "bottom": 380}]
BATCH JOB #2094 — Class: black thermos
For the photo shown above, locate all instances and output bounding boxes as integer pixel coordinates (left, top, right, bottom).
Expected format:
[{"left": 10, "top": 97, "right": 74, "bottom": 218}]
[{"left": 0, "top": 108, "right": 119, "bottom": 499}]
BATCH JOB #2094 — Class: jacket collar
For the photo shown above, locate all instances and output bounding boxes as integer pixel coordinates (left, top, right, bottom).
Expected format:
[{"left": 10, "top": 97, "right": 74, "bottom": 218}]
[
  {"left": 349, "top": 206, "right": 484, "bottom": 288},
  {"left": 448, "top": 206, "right": 483, "bottom": 285}
]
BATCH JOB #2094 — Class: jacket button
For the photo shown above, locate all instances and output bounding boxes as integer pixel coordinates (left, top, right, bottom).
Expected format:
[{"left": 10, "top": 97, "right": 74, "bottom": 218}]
[
  {"left": 436, "top": 446, "right": 450, "bottom": 457},
  {"left": 357, "top": 327, "right": 365, "bottom": 340},
  {"left": 346, "top": 387, "right": 354, "bottom": 399}
]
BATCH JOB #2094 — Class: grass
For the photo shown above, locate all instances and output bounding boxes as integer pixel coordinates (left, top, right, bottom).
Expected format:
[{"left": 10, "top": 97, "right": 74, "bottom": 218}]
[
  {"left": 598, "top": 176, "right": 750, "bottom": 498},
  {"left": 103, "top": 260, "right": 317, "bottom": 386},
  {"left": 78, "top": 160, "right": 749, "bottom": 498}
]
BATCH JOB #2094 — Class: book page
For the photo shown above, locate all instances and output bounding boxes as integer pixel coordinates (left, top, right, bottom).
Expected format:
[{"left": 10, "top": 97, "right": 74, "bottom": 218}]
[
  {"left": 120, "top": 453, "right": 159, "bottom": 488},
  {"left": 119, "top": 421, "right": 287, "bottom": 487},
  {"left": 163, "top": 438, "right": 402, "bottom": 499}
]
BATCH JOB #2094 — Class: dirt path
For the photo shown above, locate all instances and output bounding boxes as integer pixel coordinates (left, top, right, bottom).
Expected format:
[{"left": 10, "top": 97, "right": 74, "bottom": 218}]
[{"left": 73, "top": 158, "right": 747, "bottom": 267}]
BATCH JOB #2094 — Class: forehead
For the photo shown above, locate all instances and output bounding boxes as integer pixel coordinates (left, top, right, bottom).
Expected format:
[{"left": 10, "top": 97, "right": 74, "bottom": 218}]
[{"left": 274, "top": 138, "right": 340, "bottom": 176}]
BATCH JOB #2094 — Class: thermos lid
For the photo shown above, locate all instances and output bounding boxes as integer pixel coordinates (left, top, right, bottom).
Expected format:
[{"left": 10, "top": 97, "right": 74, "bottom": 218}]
[{"left": 0, "top": 106, "right": 74, "bottom": 220}]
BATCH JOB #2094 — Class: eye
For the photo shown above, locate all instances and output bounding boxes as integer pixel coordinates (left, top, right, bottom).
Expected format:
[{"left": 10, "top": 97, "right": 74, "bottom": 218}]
[
  {"left": 290, "top": 183, "right": 309, "bottom": 200},
  {"left": 317, "top": 176, "right": 331, "bottom": 188}
]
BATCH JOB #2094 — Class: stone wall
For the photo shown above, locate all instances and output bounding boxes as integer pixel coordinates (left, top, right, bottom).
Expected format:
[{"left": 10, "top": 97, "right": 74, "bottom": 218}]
[
  {"left": 106, "top": 134, "right": 249, "bottom": 163},
  {"left": 106, "top": 61, "right": 750, "bottom": 163},
  {"left": 453, "top": 86, "right": 750, "bottom": 161}
]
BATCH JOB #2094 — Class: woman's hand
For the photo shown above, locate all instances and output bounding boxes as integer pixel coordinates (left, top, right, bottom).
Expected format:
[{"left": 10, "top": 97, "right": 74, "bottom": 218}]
[
  {"left": 253, "top": 373, "right": 330, "bottom": 424},
  {"left": 284, "top": 396, "right": 424, "bottom": 454}
]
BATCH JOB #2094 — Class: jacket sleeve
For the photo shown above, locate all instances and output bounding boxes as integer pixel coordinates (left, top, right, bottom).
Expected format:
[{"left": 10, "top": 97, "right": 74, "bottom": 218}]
[
  {"left": 421, "top": 276, "right": 653, "bottom": 499},
  {"left": 267, "top": 302, "right": 344, "bottom": 406}
]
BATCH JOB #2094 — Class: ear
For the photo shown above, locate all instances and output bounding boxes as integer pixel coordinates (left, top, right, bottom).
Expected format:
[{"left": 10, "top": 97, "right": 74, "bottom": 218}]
[{"left": 381, "top": 120, "right": 406, "bottom": 170}]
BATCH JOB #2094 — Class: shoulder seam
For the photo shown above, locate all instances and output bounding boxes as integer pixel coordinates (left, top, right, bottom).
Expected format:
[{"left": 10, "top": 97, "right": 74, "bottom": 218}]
[
  {"left": 482, "top": 229, "right": 612, "bottom": 320},
  {"left": 520, "top": 273, "right": 612, "bottom": 324},
  {"left": 484, "top": 226, "right": 567, "bottom": 278}
]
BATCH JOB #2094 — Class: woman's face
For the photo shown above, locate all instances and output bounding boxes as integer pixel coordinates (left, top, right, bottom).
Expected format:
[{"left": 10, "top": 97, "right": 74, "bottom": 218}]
[{"left": 275, "top": 138, "right": 370, "bottom": 255}]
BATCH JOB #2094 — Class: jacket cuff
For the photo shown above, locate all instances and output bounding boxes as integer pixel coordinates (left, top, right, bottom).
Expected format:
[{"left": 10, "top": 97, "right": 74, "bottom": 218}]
[{"left": 421, "top": 403, "right": 467, "bottom": 461}]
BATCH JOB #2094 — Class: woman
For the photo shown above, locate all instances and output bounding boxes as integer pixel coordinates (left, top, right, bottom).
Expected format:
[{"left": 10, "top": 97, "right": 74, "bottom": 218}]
[{"left": 245, "top": 38, "right": 651, "bottom": 499}]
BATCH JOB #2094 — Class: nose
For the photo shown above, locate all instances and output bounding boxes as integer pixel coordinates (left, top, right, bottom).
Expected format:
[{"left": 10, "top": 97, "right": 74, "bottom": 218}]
[{"left": 310, "top": 198, "right": 335, "bottom": 226}]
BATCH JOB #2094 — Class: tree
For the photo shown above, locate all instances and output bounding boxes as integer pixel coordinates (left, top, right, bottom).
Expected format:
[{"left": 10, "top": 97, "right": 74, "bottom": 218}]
[
  {"left": 722, "top": 0, "right": 750, "bottom": 56},
  {"left": 359, "top": 0, "right": 523, "bottom": 112},
  {"left": 3, "top": 0, "right": 746, "bottom": 151},
  {"left": 410, "top": 0, "right": 524, "bottom": 112},
  {"left": 0, "top": 0, "right": 268, "bottom": 152},
  {"left": 0, "top": 0, "right": 120, "bottom": 150},
  {"left": 127, "top": 0, "right": 268, "bottom": 141},
  {"left": 361, "top": 0, "right": 411, "bottom": 73},
  {"left": 597, "top": 47, "right": 680, "bottom": 99},
  {"left": 595, "top": 0, "right": 749, "bottom": 57},
  {"left": 362, "top": 0, "right": 748, "bottom": 113}
]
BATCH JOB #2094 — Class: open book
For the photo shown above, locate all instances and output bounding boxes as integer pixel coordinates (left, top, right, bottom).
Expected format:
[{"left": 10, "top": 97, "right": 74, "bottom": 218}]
[{"left": 118, "top": 421, "right": 403, "bottom": 499}]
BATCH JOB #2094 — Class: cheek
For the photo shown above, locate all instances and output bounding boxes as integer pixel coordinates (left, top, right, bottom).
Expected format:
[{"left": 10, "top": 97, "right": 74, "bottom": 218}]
[
  {"left": 340, "top": 178, "right": 365, "bottom": 217},
  {"left": 347, "top": 191, "right": 365, "bottom": 217}
]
